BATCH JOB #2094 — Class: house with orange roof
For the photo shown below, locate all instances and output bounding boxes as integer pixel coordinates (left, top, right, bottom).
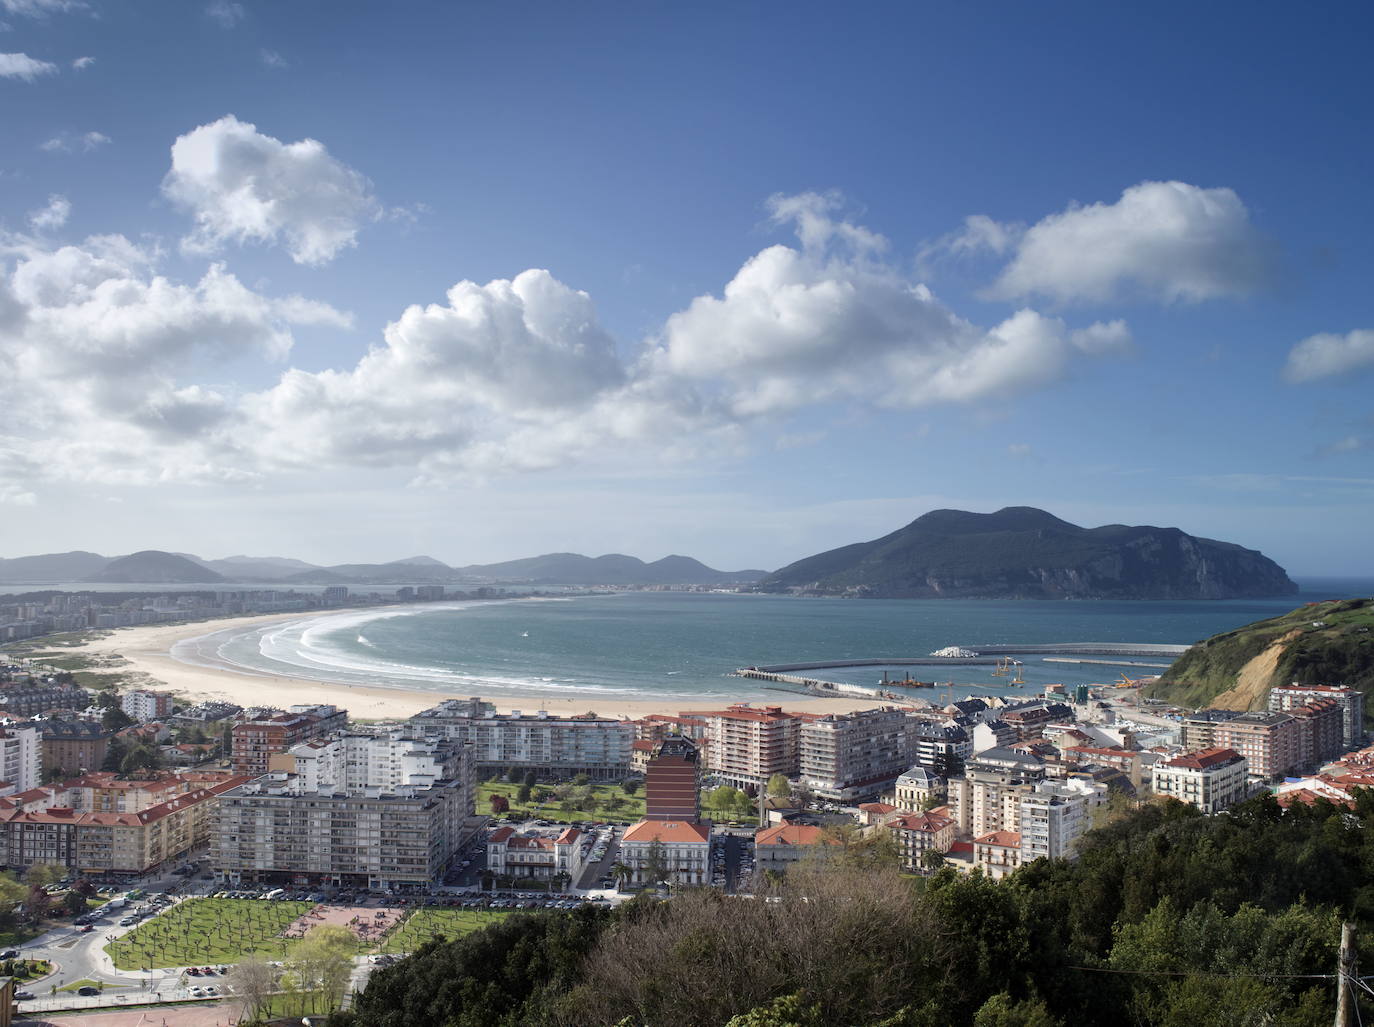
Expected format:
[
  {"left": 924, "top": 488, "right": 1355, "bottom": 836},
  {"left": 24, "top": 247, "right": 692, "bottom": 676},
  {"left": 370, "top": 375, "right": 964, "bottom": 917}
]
[
  {"left": 754, "top": 821, "right": 840, "bottom": 870},
  {"left": 973, "top": 830, "right": 1022, "bottom": 879},
  {"left": 888, "top": 811, "right": 955, "bottom": 872},
  {"left": 1150, "top": 747, "right": 1249, "bottom": 813},
  {"left": 486, "top": 825, "right": 588, "bottom": 883},
  {"left": 619, "top": 819, "right": 712, "bottom": 886}
]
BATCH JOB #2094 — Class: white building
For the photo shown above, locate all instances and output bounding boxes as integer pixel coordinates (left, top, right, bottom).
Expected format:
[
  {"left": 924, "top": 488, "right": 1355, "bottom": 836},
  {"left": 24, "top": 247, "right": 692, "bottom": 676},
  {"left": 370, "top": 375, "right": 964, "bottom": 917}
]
[
  {"left": 1016, "top": 778, "right": 1107, "bottom": 864},
  {"left": 410, "top": 698, "right": 633, "bottom": 778},
  {"left": 486, "top": 825, "right": 588, "bottom": 883},
  {"left": 0, "top": 724, "right": 41, "bottom": 795},
  {"left": 1151, "top": 747, "right": 1250, "bottom": 814},
  {"left": 798, "top": 707, "right": 912, "bottom": 802},
  {"left": 619, "top": 820, "right": 712, "bottom": 887},
  {"left": 121, "top": 690, "right": 175, "bottom": 722}
]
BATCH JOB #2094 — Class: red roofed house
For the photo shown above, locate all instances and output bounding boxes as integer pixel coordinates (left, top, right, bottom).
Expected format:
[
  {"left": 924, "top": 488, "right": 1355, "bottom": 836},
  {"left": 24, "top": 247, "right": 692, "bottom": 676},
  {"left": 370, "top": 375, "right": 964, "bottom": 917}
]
[
  {"left": 973, "top": 830, "right": 1022, "bottom": 879},
  {"left": 630, "top": 739, "right": 656, "bottom": 774},
  {"left": 1150, "top": 747, "right": 1249, "bottom": 813},
  {"left": 619, "top": 819, "right": 712, "bottom": 887},
  {"left": 754, "top": 821, "right": 839, "bottom": 870},
  {"left": 486, "top": 826, "right": 587, "bottom": 883},
  {"left": 858, "top": 801, "right": 900, "bottom": 826},
  {"left": 889, "top": 811, "right": 955, "bottom": 872}
]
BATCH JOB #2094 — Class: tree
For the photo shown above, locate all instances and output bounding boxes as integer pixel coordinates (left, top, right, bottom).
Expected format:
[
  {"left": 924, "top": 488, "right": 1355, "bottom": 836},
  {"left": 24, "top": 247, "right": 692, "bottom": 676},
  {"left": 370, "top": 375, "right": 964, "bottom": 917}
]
[
  {"left": 644, "top": 840, "right": 669, "bottom": 890},
  {"left": 574, "top": 772, "right": 590, "bottom": 787},
  {"left": 72, "top": 877, "right": 97, "bottom": 898},
  {"left": 62, "top": 890, "right": 87, "bottom": 916},
  {"left": 620, "top": 779, "right": 640, "bottom": 796},
  {"left": 286, "top": 924, "right": 355, "bottom": 1015},
  {"left": 767, "top": 774, "right": 792, "bottom": 799},
  {"left": 228, "top": 955, "right": 277, "bottom": 1022},
  {"left": 517, "top": 783, "right": 532, "bottom": 804},
  {"left": 920, "top": 849, "right": 947, "bottom": 873},
  {"left": 489, "top": 794, "right": 510, "bottom": 814},
  {"left": 25, "top": 864, "right": 64, "bottom": 890},
  {"left": 101, "top": 706, "right": 135, "bottom": 732},
  {"left": 609, "top": 862, "right": 633, "bottom": 892},
  {"left": 120, "top": 743, "right": 162, "bottom": 775},
  {"left": 100, "top": 737, "right": 129, "bottom": 773},
  {"left": 23, "top": 886, "right": 49, "bottom": 921},
  {"left": 0, "top": 872, "right": 27, "bottom": 931},
  {"left": 523, "top": 770, "right": 537, "bottom": 787}
]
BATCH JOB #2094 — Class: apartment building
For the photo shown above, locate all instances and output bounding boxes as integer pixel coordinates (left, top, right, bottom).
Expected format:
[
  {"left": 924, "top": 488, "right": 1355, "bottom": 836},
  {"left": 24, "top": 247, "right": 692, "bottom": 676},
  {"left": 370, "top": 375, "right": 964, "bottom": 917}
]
[
  {"left": 1016, "top": 778, "right": 1107, "bottom": 864},
  {"left": 972, "top": 831, "right": 1022, "bottom": 879},
  {"left": 799, "top": 707, "right": 912, "bottom": 802},
  {"left": 1211, "top": 711, "right": 1299, "bottom": 780},
  {"left": 230, "top": 705, "right": 346, "bottom": 777},
  {"left": 1179, "top": 709, "right": 1242, "bottom": 752},
  {"left": 946, "top": 747, "right": 1048, "bottom": 837},
  {"left": 644, "top": 736, "right": 701, "bottom": 822},
  {"left": 0, "top": 682, "right": 90, "bottom": 717},
  {"left": 409, "top": 698, "right": 633, "bottom": 779},
  {"left": 0, "top": 771, "right": 248, "bottom": 875},
  {"left": 1270, "top": 684, "right": 1365, "bottom": 749},
  {"left": 121, "top": 690, "right": 176, "bottom": 722},
  {"left": 908, "top": 721, "right": 971, "bottom": 778},
  {"left": 1001, "top": 701, "right": 1073, "bottom": 742},
  {"left": 889, "top": 811, "right": 955, "bottom": 872},
  {"left": 213, "top": 732, "right": 475, "bottom": 889},
  {"left": 0, "top": 724, "right": 40, "bottom": 794},
  {"left": 1061, "top": 746, "right": 1143, "bottom": 789},
  {"left": 1151, "top": 747, "right": 1249, "bottom": 813},
  {"left": 892, "top": 765, "right": 945, "bottom": 812},
  {"left": 753, "top": 822, "right": 836, "bottom": 870},
  {"left": 679, "top": 705, "right": 799, "bottom": 789},
  {"left": 38, "top": 719, "right": 113, "bottom": 778},
  {"left": 619, "top": 819, "right": 712, "bottom": 887},
  {"left": 1288, "top": 699, "right": 1344, "bottom": 770},
  {"left": 486, "top": 826, "right": 587, "bottom": 882}
]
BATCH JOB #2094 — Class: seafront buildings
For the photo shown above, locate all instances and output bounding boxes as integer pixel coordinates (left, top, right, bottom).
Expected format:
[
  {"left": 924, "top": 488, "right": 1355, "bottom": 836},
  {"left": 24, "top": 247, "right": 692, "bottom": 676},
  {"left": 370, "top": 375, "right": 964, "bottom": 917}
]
[
  {"left": 1269, "top": 684, "right": 1365, "bottom": 748},
  {"left": 230, "top": 704, "right": 347, "bottom": 776},
  {"left": 213, "top": 731, "right": 476, "bottom": 889},
  {"left": 409, "top": 698, "right": 634, "bottom": 779},
  {"left": 798, "top": 707, "right": 912, "bottom": 802},
  {"left": 679, "top": 705, "right": 801, "bottom": 788}
]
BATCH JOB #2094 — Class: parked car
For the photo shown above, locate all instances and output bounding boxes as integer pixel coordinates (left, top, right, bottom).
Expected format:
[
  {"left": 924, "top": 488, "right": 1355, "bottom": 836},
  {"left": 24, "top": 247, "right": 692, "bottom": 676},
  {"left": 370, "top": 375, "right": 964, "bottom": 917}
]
[
  {"left": 14, "top": 991, "right": 34, "bottom": 1000},
  {"left": 77, "top": 986, "right": 99, "bottom": 996}
]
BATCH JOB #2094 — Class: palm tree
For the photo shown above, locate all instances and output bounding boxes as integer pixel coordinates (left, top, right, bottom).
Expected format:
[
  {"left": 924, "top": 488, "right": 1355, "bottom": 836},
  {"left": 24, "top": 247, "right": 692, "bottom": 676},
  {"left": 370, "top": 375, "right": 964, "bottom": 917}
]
[{"left": 608, "top": 862, "right": 632, "bottom": 893}]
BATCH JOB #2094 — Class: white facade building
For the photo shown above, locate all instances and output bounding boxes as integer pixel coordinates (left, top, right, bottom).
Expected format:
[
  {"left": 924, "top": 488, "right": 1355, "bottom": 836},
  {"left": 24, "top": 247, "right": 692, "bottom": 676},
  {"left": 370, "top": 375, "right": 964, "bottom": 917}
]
[
  {"left": 120, "top": 690, "right": 175, "bottom": 722},
  {"left": 1017, "top": 778, "right": 1107, "bottom": 864},
  {"left": 1151, "top": 747, "right": 1250, "bottom": 814},
  {"left": 0, "top": 724, "right": 41, "bottom": 794}
]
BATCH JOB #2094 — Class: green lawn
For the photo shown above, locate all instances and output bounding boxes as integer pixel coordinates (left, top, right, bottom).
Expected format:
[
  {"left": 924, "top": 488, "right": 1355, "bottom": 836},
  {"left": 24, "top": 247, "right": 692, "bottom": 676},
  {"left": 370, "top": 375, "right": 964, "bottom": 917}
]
[
  {"left": 106, "top": 898, "right": 320, "bottom": 969},
  {"left": 479, "top": 780, "right": 646, "bottom": 823},
  {"left": 260, "top": 990, "right": 334, "bottom": 1019},
  {"left": 378, "top": 908, "right": 510, "bottom": 954}
]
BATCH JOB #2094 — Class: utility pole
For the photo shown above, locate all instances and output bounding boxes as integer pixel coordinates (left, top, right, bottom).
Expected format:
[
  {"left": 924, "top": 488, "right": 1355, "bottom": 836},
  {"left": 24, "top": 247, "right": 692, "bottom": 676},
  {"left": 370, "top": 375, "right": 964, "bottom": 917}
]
[{"left": 1336, "top": 920, "right": 1357, "bottom": 1027}]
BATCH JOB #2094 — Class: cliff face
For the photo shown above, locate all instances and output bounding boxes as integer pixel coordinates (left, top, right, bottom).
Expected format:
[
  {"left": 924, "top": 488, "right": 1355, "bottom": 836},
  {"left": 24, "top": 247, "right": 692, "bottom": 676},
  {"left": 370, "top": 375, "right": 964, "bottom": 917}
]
[
  {"left": 1145, "top": 597, "right": 1374, "bottom": 713},
  {"left": 757, "top": 507, "right": 1298, "bottom": 600}
]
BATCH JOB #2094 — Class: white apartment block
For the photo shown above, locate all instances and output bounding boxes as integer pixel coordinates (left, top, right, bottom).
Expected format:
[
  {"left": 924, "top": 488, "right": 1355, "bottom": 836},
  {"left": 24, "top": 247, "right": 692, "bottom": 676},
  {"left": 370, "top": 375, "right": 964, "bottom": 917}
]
[
  {"left": 946, "top": 747, "right": 1047, "bottom": 837},
  {"left": 120, "top": 689, "right": 175, "bottom": 722},
  {"left": 213, "top": 733, "right": 476, "bottom": 889},
  {"left": 799, "top": 707, "right": 912, "bottom": 802},
  {"left": 1151, "top": 747, "right": 1250, "bottom": 814},
  {"left": 1017, "top": 778, "right": 1107, "bottom": 864},
  {"left": 410, "top": 698, "right": 633, "bottom": 778},
  {"left": 0, "top": 724, "right": 41, "bottom": 794}
]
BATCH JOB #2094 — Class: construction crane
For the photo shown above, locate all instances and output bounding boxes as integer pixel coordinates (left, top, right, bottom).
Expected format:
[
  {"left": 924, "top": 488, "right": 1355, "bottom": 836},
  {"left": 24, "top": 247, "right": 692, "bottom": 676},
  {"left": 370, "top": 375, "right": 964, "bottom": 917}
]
[
  {"left": 991, "top": 657, "right": 1011, "bottom": 678},
  {"left": 1010, "top": 660, "right": 1025, "bottom": 685}
]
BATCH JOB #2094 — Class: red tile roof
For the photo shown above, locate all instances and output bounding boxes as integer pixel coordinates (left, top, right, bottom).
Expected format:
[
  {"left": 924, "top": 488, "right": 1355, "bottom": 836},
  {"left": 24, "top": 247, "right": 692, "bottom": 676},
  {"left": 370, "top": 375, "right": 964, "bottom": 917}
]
[
  {"left": 891, "top": 812, "right": 954, "bottom": 833},
  {"left": 622, "top": 820, "right": 711, "bottom": 844},
  {"left": 755, "top": 822, "right": 832, "bottom": 847},
  {"left": 1164, "top": 747, "right": 1242, "bottom": 770},
  {"left": 974, "top": 830, "right": 1022, "bottom": 848}
]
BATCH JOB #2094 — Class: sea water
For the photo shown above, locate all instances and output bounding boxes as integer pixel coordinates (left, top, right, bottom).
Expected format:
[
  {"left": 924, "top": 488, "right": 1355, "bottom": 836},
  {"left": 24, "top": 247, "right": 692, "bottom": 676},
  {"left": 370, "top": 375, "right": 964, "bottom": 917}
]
[{"left": 168, "top": 579, "right": 1374, "bottom": 707}]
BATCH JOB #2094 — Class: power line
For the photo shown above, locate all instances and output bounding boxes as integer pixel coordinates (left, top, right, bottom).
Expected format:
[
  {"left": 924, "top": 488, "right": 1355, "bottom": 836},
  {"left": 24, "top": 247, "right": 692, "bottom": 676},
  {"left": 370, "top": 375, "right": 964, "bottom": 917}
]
[{"left": 1066, "top": 965, "right": 1335, "bottom": 981}]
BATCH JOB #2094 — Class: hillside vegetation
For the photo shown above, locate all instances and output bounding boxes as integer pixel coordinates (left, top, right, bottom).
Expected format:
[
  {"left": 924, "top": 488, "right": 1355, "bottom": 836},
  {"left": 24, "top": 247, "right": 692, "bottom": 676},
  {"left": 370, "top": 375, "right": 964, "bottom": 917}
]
[
  {"left": 758, "top": 507, "right": 1297, "bottom": 600},
  {"left": 1146, "top": 597, "right": 1374, "bottom": 714},
  {"left": 331, "top": 795, "right": 1374, "bottom": 1026}
]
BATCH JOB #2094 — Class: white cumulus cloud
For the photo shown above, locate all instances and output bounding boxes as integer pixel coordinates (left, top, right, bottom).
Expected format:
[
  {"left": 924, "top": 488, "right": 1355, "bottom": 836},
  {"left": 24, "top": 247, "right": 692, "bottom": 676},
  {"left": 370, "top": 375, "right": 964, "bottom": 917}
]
[
  {"left": 655, "top": 192, "right": 1128, "bottom": 417},
  {"left": 27, "top": 193, "right": 70, "bottom": 231},
  {"left": 39, "top": 129, "right": 109, "bottom": 153},
  {"left": 204, "top": 0, "right": 244, "bottom": 28},
  {"left": 70, "top": 55, "right": 92, "bottom": 69},
  {"left": 1284, "top": 329, "right": 1374, "bottom": 383},
  {"left": 1, "top": 0, "right": 84, "bottom": 15},
  {"left": 0, "top": 51, "right": 57, "bottom": 80},
  {"left": 987, "top": 180, "right": 1269, "bottom": 305},
  {"left": 163, "top": 114, "right": 380, "bottom": 266}
]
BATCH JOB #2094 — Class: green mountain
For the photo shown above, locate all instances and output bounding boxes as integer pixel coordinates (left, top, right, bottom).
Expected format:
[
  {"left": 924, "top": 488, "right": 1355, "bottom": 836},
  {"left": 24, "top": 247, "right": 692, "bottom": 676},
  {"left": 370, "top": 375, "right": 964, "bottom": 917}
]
[
  {"left": 1144, "top": 596, "right": 1374, "bottom": 713},
  {"left": 86, "top": 550, "right": 226, "bottom": 584},
  {"left": 458, "top": 552, "right": 765, "bottom": 585},
  {"left": 756, "top": 506, "right": 1298, "bottom": 599}
]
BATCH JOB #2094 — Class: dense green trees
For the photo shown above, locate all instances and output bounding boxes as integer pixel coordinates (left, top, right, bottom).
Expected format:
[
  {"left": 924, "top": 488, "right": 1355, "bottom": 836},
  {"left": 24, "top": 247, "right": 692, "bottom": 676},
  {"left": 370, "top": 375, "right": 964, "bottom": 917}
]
[{"left": 332, "top": 793, "right": 1374, "bottom": 1026}]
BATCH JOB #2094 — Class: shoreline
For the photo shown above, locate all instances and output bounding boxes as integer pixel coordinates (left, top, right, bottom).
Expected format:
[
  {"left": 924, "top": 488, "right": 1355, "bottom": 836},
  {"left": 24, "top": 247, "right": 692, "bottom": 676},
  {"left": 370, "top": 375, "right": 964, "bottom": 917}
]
[{"left": 39, "top": 610, "right": 897, "bottom": 721}]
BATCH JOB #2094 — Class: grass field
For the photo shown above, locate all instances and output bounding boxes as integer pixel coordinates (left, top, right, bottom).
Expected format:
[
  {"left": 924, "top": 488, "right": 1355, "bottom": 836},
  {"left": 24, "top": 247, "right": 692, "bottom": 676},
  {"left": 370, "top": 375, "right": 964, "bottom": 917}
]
[
  {"left": 379, "top": 908, "right": 511, "bottom": 954},
  {"left": 106, "top": 898, "right": 319, "bottom": 969},
  {"left": 479, "top": 780, "right": 646, "bottom": 823}
]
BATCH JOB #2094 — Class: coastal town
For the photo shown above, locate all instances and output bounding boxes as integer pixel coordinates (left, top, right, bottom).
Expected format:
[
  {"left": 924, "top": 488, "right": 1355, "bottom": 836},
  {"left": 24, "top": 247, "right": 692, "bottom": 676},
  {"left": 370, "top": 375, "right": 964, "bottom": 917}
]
[{"left": 0, "top": 591, "right": 1368, "bottom": 1022}]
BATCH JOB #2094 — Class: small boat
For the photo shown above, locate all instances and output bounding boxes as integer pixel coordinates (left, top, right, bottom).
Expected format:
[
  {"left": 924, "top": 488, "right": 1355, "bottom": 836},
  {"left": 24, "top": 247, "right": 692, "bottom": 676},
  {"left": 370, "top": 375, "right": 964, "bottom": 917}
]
[{"left": 520, "top": 631, "right": 529, "bottom": 638}]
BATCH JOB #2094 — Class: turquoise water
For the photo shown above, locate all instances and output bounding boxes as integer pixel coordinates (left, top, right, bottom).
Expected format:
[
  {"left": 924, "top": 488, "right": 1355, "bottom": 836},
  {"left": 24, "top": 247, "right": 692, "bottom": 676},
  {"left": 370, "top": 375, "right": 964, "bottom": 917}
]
[{"left": 169, "top": 579, "right": 1374, "bottom": 706}]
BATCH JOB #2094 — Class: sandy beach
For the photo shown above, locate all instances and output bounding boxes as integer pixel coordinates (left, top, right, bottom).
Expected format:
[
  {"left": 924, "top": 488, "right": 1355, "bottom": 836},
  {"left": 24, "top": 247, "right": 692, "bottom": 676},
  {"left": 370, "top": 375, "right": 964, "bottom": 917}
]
[{"left": 55, "top": 610, "right": 895, "bottom": 721}]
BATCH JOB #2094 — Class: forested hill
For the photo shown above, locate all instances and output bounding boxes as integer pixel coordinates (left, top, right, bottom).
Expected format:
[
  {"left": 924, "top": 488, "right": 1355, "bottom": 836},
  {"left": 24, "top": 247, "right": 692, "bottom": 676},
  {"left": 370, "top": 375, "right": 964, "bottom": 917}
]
[
  {"left": 1145, "top": 596, "right": 1374, "bottom": 713},
  {"left": 331, "top": 794, "right": 1374, "bottom": 1027},
  {"left": 756, "top": 506, "right": 1298, "bottom": 600}
]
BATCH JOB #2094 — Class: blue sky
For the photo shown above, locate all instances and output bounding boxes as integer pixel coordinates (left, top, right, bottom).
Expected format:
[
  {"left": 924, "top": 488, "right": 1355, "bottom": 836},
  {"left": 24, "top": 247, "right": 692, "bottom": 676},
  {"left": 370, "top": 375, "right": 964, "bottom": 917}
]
[{"left": 1, "top": 1, "right": 1372, "bottom": 575}]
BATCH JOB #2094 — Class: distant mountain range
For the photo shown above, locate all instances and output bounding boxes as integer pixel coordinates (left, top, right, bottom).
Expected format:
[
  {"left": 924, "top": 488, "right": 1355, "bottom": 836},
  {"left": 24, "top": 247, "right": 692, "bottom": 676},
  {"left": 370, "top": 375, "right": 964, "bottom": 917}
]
[
  {"left": 756, "top": 506, "right": 1298, "bottom": 600},
  {"left": 0, "top": 549, "right": 766, "bottom": 587}
]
